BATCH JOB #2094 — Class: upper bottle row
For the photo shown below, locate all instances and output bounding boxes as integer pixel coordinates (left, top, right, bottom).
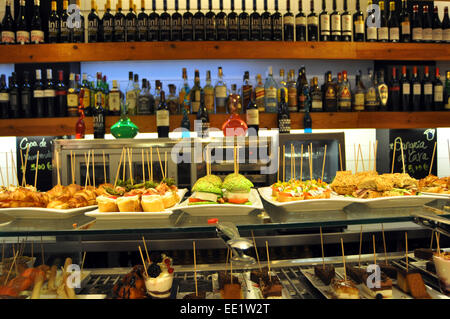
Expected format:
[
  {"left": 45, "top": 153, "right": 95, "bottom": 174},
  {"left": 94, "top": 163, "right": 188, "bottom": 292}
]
[{"left": 1, "top": 0, "right": 449, "bottom": 44}]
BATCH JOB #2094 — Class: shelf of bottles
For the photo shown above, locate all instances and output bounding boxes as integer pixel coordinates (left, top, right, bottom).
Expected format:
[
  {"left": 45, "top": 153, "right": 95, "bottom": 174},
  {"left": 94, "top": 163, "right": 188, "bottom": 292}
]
[{"left": 0, "top": 0, "right": 449, "bottom": 63}]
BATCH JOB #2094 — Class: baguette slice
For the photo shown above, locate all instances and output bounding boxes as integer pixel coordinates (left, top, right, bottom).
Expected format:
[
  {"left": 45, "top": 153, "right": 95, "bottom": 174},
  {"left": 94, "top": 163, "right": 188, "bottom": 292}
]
[
  {"left": 117, "top": 195, "right": 142, "bottom": 212},
  {"left": 141, "top": 195, "right": 165, "bottom": 212}
]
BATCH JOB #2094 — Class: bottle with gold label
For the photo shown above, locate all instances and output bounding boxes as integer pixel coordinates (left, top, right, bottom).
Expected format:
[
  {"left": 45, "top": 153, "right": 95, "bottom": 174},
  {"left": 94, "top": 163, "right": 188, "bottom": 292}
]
[
  {"left": 204, "top": 71, "right": 215, "bottom": 114},
  {"left": 241, "top": 71, "right": 252, "bottom": 113},
  {"left": 310, "top": 77, "right": 322, "bottom": 112},
  {"left": 81, "top": 73, "right": 91, "bottom": 115},
  {"left": 254, "top": 74, "right": 265, "bottom": 113},
  {"left": 277, "top": 69, "right": 288, "bottom": 104},
  {"left": 67, "top": 73, "right": 79, "bottom": 117},
  {"left": 377, "top": 70, "right": 389, "bottom": 110},
  {"left": 179, "top": 68, "right": 191, "bottom": 113},
  {"left": 353, "top": 0, "right": 364, "bottom": 41},
  {"left": 167, "top": 84, "right": 178, "bottom": 115},
  {"left": 323, "top": 71, "right": 337, "bottom": 112},
  {"left": 353, "top": 71, "right": 365, "bottom": 111},
  {"left": 365, "top": 69, "right": 379, "bottom": 111},
  {"left": 287, "top": 69, "right": 297, "bottom": 112},
  {"left": 215, "top": 67, "right": 227, "bottom": 113},
  {"left": 190, "top": 70, "right": 202, "bottom": 114},
  {"left": 109, "top": 79, "right": 123, "bottom": 115},
  {"left": 337, "top": 71, "right": 352, "bottom": 111}
]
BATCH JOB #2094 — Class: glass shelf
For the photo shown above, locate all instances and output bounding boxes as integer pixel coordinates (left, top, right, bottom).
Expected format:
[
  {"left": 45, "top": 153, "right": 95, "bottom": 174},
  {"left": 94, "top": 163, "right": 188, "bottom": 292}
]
[{"left": 0, "top": 199, "right": 447, "bottom": 237}]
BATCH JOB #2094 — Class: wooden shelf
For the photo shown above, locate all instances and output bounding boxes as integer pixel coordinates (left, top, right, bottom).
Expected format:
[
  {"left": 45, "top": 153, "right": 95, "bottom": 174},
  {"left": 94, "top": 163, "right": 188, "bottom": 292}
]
[
  {"left": 1, "top": 41, "right": 449, "bottom": 64},
  {"left": 1, "top": 112, "right": 448, "bottom": 137}
]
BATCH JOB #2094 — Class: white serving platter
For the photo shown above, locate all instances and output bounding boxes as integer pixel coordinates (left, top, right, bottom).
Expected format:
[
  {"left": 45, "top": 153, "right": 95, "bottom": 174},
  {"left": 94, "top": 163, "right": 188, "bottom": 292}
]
[
  {"left": 174, "top": 189, "right": 263, "bottom": 216},
  {"left": 420, "top": 192, "right": 450, "bottom": 199},
  {"left": 0, "top": 205, "right": 98, "bottom": 219},
  {"left": 258, "top": 187, "right": 355, "bottom": 212},
  {"left": 351, "top": 194, "right": 444, "bottom": 209},
  {"left": 85, "top": 189, "right": 188, "bottom": 220}
]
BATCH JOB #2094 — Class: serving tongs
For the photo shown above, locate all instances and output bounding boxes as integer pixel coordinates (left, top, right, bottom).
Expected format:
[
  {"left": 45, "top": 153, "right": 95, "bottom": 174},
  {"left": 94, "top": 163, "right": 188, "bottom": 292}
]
[{"left": 215, "top": 222, "right": 256, "bottom": 265}]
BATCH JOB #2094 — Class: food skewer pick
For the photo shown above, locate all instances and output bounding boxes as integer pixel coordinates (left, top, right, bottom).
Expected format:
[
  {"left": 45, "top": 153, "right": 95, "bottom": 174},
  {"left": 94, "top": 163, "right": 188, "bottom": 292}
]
[
  {"left": 156, "top": 148, "right": 165, "bottom": 180},
  {"left": 277, "top": 146, "right": 280, "bottom": 182},
  {"left": 300, "top": 144, "right": 303, "bottom": 182},
  {"left": 374, "top": 140, "right": 378, "bottom": 172},
  {"left": 84, "top": 151, "right": 90, "bottom": 188},
  {"left": 358, "top": 144, "right": 364, "bottom": 172},
  {"left": 282, "top": 145, "right": 285, "bottom": 182},
  {"left": 127, "top": 148, "right": 133, "bottom": 185},
  {"left": 142, "top": 236, "right": 150, "bottom": 264},
  {"left": 70, "top": 151, "right": 74, "bottom": 184},
  {"left": 146, "top": 150, "right": 151, "bottom": 182},
  {"left": 92, "top": 149, "right": 96, "bottom": 188},
  {"left": 338, "top": 143, "right": 343, "bottom": 172},
  {"left": 399, "top": 138, "right": 406, "bottom": 174},
  {"left": 436, "top": 232, "right": 441, "bottom": 257},
  {"left": 381, "top": 224, "right": 388, "bottom": 265},
  {"left": 193, "top": 241, "right": 198, "bottom": 296},
  {"left": 34, "top": 151, "right": 40, "bottom": 189},
  {"left": 5, "top": 153, "right": 9, "bottom": 187},
  {"left": 290, "top": 144, "right": 293, "bottom": 181},
  {"left": 369, "top": 141, "right": 371, "bottom": 171},
  {"left": 122, "top": 147, "right": 126, "bottom": 181},
  {"left": 373, "top": 234, "right": 377, "bottom": 265},
  {"left": 309, "top": 143, "right": 313, "bottom": 181},
  {"left": 0, "top": 163, "right": 4, "bottom": 186},
  {"left": 141, "top": 149, "right": 145, "bottom": 183},
  {"left": 81, "top": 252, "right": 86, "bottom": 274},
  {"left": 3, "top": 250, "right": 19, "bottom": 286},
  {"left": 359, "top": 225, "right": 363, "bottom": 268},
  {"left": 56, "top": 150, "right": 61, "bottom": 186},
  {"left": 430, "top": 231, "right": 434, "bottom": 249},
  {"left": 102, "top": 150, "right": 107, "bottom": 184},
  {"left": 321, "top": 145, "right": 327, "bottom": 181},
  {"left": 230, "top": 250, "right": 233, "bottom": 284},
  {"left": 265, "top": 241, "right": 271, "bottom": 282},
  {"left": 405, "top": 232, "right": 408, "bottom": 272},
  {"left": 150, "top": 147, "right": 153, "bottom": 181},
  {"left": 19, "top": 149, "right": 24, "bottom": 186},
  {"left": 391, "top": 139, "right": 397, "bottom": 174},
  {"left": 340, "top": 238, "right": 347, "bottom": 282},
  {"left": 22, "top": 145, "right": 30, "bottom": 186},
  {"left": 138, "top": 246, "right": 149, "bottom": 278},
  {"left": 251, "top": 230, "right": 262, "bottom": 272},
  {"left": 10, "top": 150, "right": 18, "bottom": 186},
  {"left": 429, "top": 141, "right": 437, "bottom": 176},
  {"left": 165, "top": 152, "right": 168, "bottom": 179},
  {"left": 40, "top": 236, "right": 44, "bottom": 265},
  {"left": 320, "top": 226, "right": 325, "bottom": 269},
  {"left": 113, "top": 149, "right": 124, "bottom": 188}
]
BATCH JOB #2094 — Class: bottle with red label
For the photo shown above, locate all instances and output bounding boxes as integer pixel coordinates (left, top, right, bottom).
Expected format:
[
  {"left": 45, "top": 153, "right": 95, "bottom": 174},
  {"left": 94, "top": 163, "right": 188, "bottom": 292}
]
[
  {"left": 1, "top": 0, "right": 15, "bottom": 44},
  {"left": 338, "top": 71, "right": 352, "bottom": 112},
  {"left": 389, "top": 67, "right": 401, "bottom": 111},
  {"left": 31, "top": 0, "right": 45, "bottom": 44},
  {"left": 434, "top": 67, "right": 444, "bottom": 110},
  {"left": 55, "top": 70, "right": 67, "bottom": 117}
]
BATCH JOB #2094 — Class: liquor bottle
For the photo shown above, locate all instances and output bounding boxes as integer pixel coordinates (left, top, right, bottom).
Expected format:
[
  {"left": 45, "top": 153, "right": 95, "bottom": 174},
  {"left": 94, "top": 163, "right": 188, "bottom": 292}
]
[
  {"left": 199, "top": 71, "right": 213, "bottom": 114},
  {"left": 0, "top": 75, "right": 9, "bottom": 119},
  {"left": 411, "top": 66, "right": 421, "bottom": 111},
  {"left": 399, "top": 0, "right": 410, "bottom": 42},
  {"left": 246, "top": 93, "right": 259, "bottom": 135},
  {"left": 154, "top": 80, "right": 161, "bottom": 106},
  {"left": 303, "top": 106, "right": 312, "bottom": 133},
  {"left": 432, "top": 6, "right": 443, "bottom": 43},
  {"left": 228, "top": 0, "right": 239, "bottom": 40},
  {"left": 93, "top": 92, "right": 106, "bottom": 139},
  {"left": 389, "top": 67, "right": 401, "bottom": 111},
  {"left": 272, "top": 0, "right": 283, "bottom": 41},
  {"left": 190, "top": 70, "right": 202, "bottom": 114},
  {"left": 67, "top": 73, "right": 79, "bottom": 117},
  {"left": 33, "top": 70, "right": 45, "bottom": 118},
  {"left": 16, "top": 0, "right": 30, "bottom": 44},
  {"left": 55, "top": 70, "right": 67, "bottom": 117},
  {"left": 179, "top": 68, "right": 190, "bottom": 113},
  {"left": 378, "top": 1, "right": 388, "bottom": 42},
  {"left": 125, "top": 72, "right": 137, "bottom": 115},
  {"left": 136, "top": 79, "right": 149, "bottom": 114},
  {"left": 157, "top": 90, "right": 170, "bottom": 137},
  {"left": 400, "top": 66, "right": 410, "bottom": 111},
  {"left": 319, "top": 0, "right": 330, "bottom": 41},
  {"left": 8, "top": 73, "right": 20, "bottom": 118},
  {"left": 254, "top": 74, "right": 265, "bottom": 113},
  {"left": 216, "top": 0, "right": 227, "bottom": 40},
  {"left": 434, "top": 68, "right": 444, "bottom": 110},
  {"left": 307, "top": 0, "right": 319, "bottom": 41},
  {"left": 149, "top": 0, "right": 160, "bottom": 41},
  {"left": 323, "top": 71, "right": 337, "bottom": 111},
  {"left": 148, "top": 79, "right": 156, "bottom": 114},
  {"left": 215, "top": 67, "right": 228, "bottom": 113},
  {"left": 205, "top": 0, "right": 216, "bottom": 40},
  {"left": 1, "top": 0, "right": 15, "bottom": 44},
  {"left": 443, "top": 7, "right": 450, "bottom": 43},
  {"left": 330, "top": 0, "right": 341, "bottom": 41},
  {"left": 241, "top": 71, "right": 253, "bottom": 113},
  {"left": 102, "top": 0, "right": 115, "bottom": 42},
  {"left": 287, "top": 70, "right": 297, "bottom": 112},
  {"left": 365, "top": 68, "right": 379, "bottom": 111},
  {"left": 277, "top": 90, "right": 290, "bottom": 134},
  {"left": 310, "top": 77, "right": 323, "bottom": 112},
  {"left": 250, "top": 0, "right": 262, "bottom": 41},
  {"left": 239, "top": 0, "right": 250, "bottom": 40},
  {"left": 261, "top": 0, "right": 271, "bottom": 40},
  {"left": 88, "top": 0, "right": 100, "bottom": 42},
  {"left": 114, "top": 0, "right": 126, "bottom": 41},
  {"left": 295, "top": 0, "right": 307, "bottom": 41},
  {"left": 21, "top": 71, "right": 33, "bottom": 118},
  {"left": 337, "top": 71, "right": 351, "bottom": 111},
  {"left": 193, "top": 0, "right": 205, "bottom": 41},
  {"left": 277, "top": 69, "right": 288, "bottom": 104},
  {"left": 388, "top": 1, "right": 399, "bottom": 42},
  {"left": 75, "top": 90, "right": 86, "bottom": 139},
  {"left": 284, "top": 0, "right": 295, "bottom": 41},
  {"left": 377, "top": 70, "right": 389, "bottom": 110},
  {"left": 444, "top": 71, "right": 450, "bottom": 110},
  {"left": 365, "top": 0, "right": 377, "bottom": 42},
  {"left": 126, "top": 0, "right": 137, "bottom": 41},
  {"left": 30, "top": 0, "right": 44, "bottom": 44},
  {"left": 341, "top": 0, "right": 351, "bottom": 41},
  {"left": 167, "top": 84, "right": 178, "bottom": 114},
  {"left": 73, "top": 0, "right": 85, "bottom": 43},
  {"left": 423, "top": 5, "right": 432, "bottom": 43},
  {"left": 160, "top": 0, "right": 171, "bottom": 41},
  {"left": 80, "top": 73, "right": 91, "bottom": 115},
  {"left": 353, "top": 71, "right": 365, "bottom": 111},
  {"left": 422, "top": 66, "right": 433, "bottom": 111},
  {"left": 296, "top": 67, "right": 308, "bottom": 112},
  {"left": 59, "top": 0, "right": 71, "bottom": 43},
  {"left": 102, "top": 75, "right": 110, "bottom": 114},
  {"left": 353, "top": 0, "right": 364, "bottom": 41},
  {"left": 136, "top": 0, "right": 148, "bottom": 41},
  {"left": 109, "top": 79, "right": 122, "bottom": 115},
  {"left": 264, "top": 66, "right": 278, "bottom": 113},
  {"left": 411, "top": 5, "right": 422, "bottom": 42},
  {"left": 180, "top": 108, "right": 191, "bottom": 136},
  {"left": 94, "top": 72, "right": 103, "bottom": 109},
  {"left": 196, "top": 94, "right": 210, "bottom": 137},
  {"left": 44, "top": 69, "right": 56, "bottom": 117},
  {"left": 227, "top": 84, "right": 242, "bottom": 114}
]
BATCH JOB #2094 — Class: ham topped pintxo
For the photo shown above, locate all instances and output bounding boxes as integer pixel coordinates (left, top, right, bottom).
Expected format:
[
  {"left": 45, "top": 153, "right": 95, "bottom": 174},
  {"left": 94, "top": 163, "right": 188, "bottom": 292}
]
[{"left": 271, "top": 179, "right": 331, "bottom": 202}]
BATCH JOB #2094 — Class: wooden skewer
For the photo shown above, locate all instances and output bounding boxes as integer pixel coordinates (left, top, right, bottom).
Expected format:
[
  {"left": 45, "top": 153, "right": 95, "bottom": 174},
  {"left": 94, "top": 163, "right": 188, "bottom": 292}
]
[
  {"left": 23, "top": 145, "right": 30, "bottom": 186},
  {"left": 56, "top": 150, "right": 61, "bottom": 186},
  {"left": 373, "top": 234, "right": 377, "bottom": 265},
  {"left": 277, "top": 146, "right": 280, "bottom": 182},
  {"left": 321, "top": 144, "right": 327, "bottom": 181},
  {"left": 5, "top": 153, "right": 9, "bottom": 187},
  {"left": 251, "top": 230, "right": 262, "bottom": 272},
  {"left": 40, "top": 236, "right": 44, "bottom": 265},
  {"left": 127, "top": 148, "right": 133, "bottom": 185},
  {"left": 80, "top": 252, "right": 86, "bottom": 274},
  {"left": 265, "top": 241, "right": 271, "bottom": 282},
  {"left": 122, "top": 147, "right": 126, "bottom": 181},
  {"left": 429, "top": 141, "right": 437, "bottom": 176},
  {"left": 19, "top": 149, "right": 24, "bottom": 186},
  {"left": 230, "top": 250, "right": 233, "bottom": 285},
  {"left": 193, "top": 241, "right": 198, "bottom": 296},
  {"left": 391, "top": 139, "right": 397, "bottom": 174},
  {"left": 381, "top": 224, "right": 388, "bottom": 265},
  {"left": 84, "top": 151, "right": 90, "bottom": 188},
  {"left": 156, "top": 148, "right": 165, "bottom": 180},
  {"left": 146, "top": 150, "right": 151, "bottom": 182},
  {"left": 0, "top": 162, "right": 4, "bottom": 186},
  {"left": 92, "top": 150, "right": 96, "bottom": 188},
  {"left": 70, "top": 151, "right": 74, "bottom": 184},
  {"left": 138, "top": 246, "right": 149, "bottom": 278},
  {"left": 165, "top": 152, "right": 167, "bottom": 179},
  {"left": 354, "top": 144, "right": 357, "bottom": 174},
  {"left": 282, "top": 145, "right": 285, "bottom": 182},
  {"left": 358, "top": 144, "right": 365, "bottom": 172},
  {"left": 359, "top": 225, "right": 363, "bottom": 268},
  {"left": 338, "top": 143, "right": 343, "bottom": 171},
  {"left": 10, "top": 150, "right": 18, "bottom": 186},
  {"left": 34, "top": 151, "right": 40, "bottom": 189},
  {"left": 1, "top": 240, "right": 4, "bottom": 265},
  {"left": 309, "top": 143, "right": 313, "bottom": 180},
  {"left": 142, "top": 236, "right": 150, "bottom": 264},
  {"left": 400, "top": 138, "right": 406, "bottom": 174},
  {"left": 320, "top": 226, "right": 325, "bottom": 269},
  {"left": 141, "top": 149, "right": 145, "bottom": 183},
  {"left": 300, "top": 144, "right": 303, "bottom": 181},
  {"left": 341, "top": 238, "right": 347, "bottom": 282},
  {"left": 102, "top": 151, "right": 107, "bottom": 184},
  {"left": 113, "top": 149, "right": 124, "bottom": 188},
  {"left": 3, "top": 250, "right": 19, "bottom": 286},
  {"left": 369, "top": 141, "right": 371, "bottom": 171},
  {"left": 430, "top": 231, "right": 434, "bottom": 249},
  {"left": 374, "top": 140, "right": 378, "bottom": 171},
  {"left": 405, "top": 232, "right": 409, "bottom": 272},
  {"left": 436, "top": 232, "right": 441, "bottom": 257},
  {"left": 290, "top": 144, "right": 293, "bottom": 181},
  {"left": 150, "top": 147, "right": 153, "bottom": 181}
]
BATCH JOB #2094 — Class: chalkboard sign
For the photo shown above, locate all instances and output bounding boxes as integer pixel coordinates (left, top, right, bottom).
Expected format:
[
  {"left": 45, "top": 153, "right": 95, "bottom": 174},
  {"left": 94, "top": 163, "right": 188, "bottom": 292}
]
[
  {"left": 389, "top": 129, "right": 437, "bottom": 179},
  {"left": 16, "top": 136, "right": 63, "bottom": 192}
]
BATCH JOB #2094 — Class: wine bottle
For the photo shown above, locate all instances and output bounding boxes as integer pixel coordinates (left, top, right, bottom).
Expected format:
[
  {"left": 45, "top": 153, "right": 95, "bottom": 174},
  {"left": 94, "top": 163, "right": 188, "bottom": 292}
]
[
  {"left": 190, "top": 70, "right": 202, "bottom": 114},
  {"left": 149, "top": 0, "right": 160, "bottom": 41},
  {"left": 411, "top": 66, "right": 421, "bottom": 111},
  {"left": 422, "top": 66, "right": 433, "bottom": 111},
  {"left": 443, "top": 7, "right": 450, "bottom": 43},
  {"left": 21, "top": 71, "right": 33, "bottom": 118},
  {"left": 365, "top": 0, "right": 377, "bottom": 42},
  {"left": 16, "top": 0, "right": 30, "bottom": 44},
  {"left": 114, "top": 0, "right": 126, "bottom": 42},
  {"left": 30, "top": 0, "right": 44, "bottom": 44},
  {"left": 319, "top": 0, "right": 330, "bottom": 41},
  {"left": 157, "top": 90, "right": 170, "bottom": 138},
  {"left": 93, "top": 92, "right": 106, "bottom": 139},
  {"left": 341, "top": 0, "right": 351, "bottom": 41},
  {"left": 422, "top": 5, "right": 432, "bottom": 43},
  {"left": 8, "top": 73, "right": 20, "bottom": 118},
  {"left": 353, "top": 0, "right": 364, "bottom": 41},
  {"left": 1, "top": 0, "right": 15, "bottom": 44},
  {"left": 389, "top": 67, "right": 400, "bottom": 111},
  {"left": 353, "top": 71, "right": 365, "bottom": 111},
  {"left": 196, "top": 93, "right": 210, "bottom": 137},
  {"left": 432, "top": 6, "right": 443, "bottom": 43},
  {"left": 0, "top": 75, "right": 9, "bottom": 119},
  {"left": 34, "top": 70, "right": 45, "bottom": 118},
  {"left": 72, "top": 0, "right": 85, "bottom": 43},
  {"left": 261, "top": 0, "right": 272, "bottom": 40},
  {"left": 55, "top": 70, "right": 67, "bottom": 117},
  {"left": 193, "top": 0, "right": 205, "bottom": 41},
  {"left": 400, "top": 0, "right": 410, "bottom": 42},
  {"left": 284, "top": 0, "right": 294, "bottom": 41},
  {"left": 126, "top": 0, "right": 137, "bottom": 41},
  {"left": 400, "top": 66, "right": 410, "bottom": 111},
  {"left": 205, "top": 0, "right": 216, "bottom": 40},
  {"left": 330, "top": 0, "right": 341, "bottom": 41},
  {"left": 272, "top": 0, "right": 283, "bottom": 40},
  {"left": 239, "top": 0, "right": 250, "bottom": 40},
  {"left": 411, "top": 4, "right": 422, "bottom": 43},
  {"left": 160, "top": 0, "right": 171, "bottom": 41},
  {"left": 67, "top": 73, "right": 79, "bottom": 117},
  {"left": 307, "top": 0, "right": 319, "bottom": 41},
  {"left": 60, "top": 0, "right": 71, "bottom": 43},
  {"left": 88, "top": 0, "right": 100, "bottom": 42},
  {"left": 228, "top": 0, "right": 239, "bottom": 40},
  {"left": 296, "top": 66, "right": 308, "bottom": 112},
  {"left": 250, "top": 0, "right": 262, "bottom": 40},
  {"left": 102, "top": 0, "right": 115, "bottom": 42},
  {"left": 377, "top": 70, "right": 388, "bottom": 111},
  {"left": 216, "top": 0, "right": 227, "bottom": 40},
  {"left": 434, "top": 67, "right": 444, "bottom": 110},
  {"left": 310, "top": 77, "right": 323, "bottom": 112},
  {"left": 277, "top": 90, "right": 290, "bottom": 134},
  {"left": 171, "top": 0, "right": 182, "bottom": 40},
  {"left": 295, "top": 0, "right": 306, "bottom": 41},
  {"left": 388, "top": 1, "right": 399, "bottom": 42},
  {"left": 45, "top": 69, "right": 56, "bottom": 117},
  {"left": 323, "top": 71, "right": 337, "bottom": 111},
  {"left": 378, "top": 1, "right": 388, "bottom": 42},
  {"left": 246, "top": 93, "right": 259, "bottom": 135}
]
